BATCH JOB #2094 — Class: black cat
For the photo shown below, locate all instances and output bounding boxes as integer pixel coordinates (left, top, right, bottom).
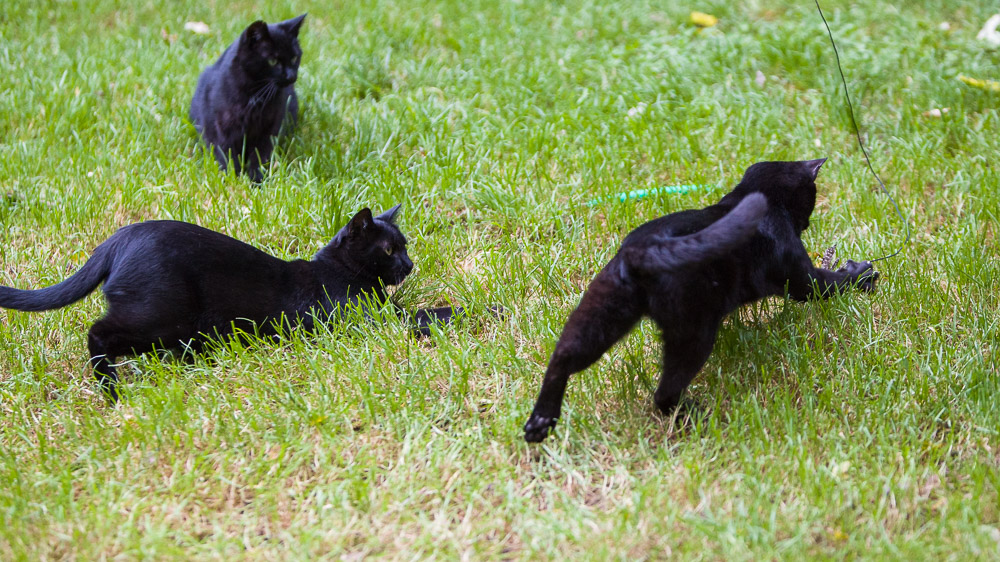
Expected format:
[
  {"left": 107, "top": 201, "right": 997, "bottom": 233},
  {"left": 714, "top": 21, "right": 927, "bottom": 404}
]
[
  {"left": 523, "top": 159, "right": 880, "bottom": 442},
  {"left": 0, "top": 205, "right": 459, "bottom": 402},
  {"left": 189, "top": 14, "right": 306, "bottom": 182}
]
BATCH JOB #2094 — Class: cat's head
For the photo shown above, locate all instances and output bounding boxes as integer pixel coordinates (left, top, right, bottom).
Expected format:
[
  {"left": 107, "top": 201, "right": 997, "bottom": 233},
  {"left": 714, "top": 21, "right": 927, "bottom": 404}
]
[
  {"left": 321, "top": 204, "right": 414, "bottom": 286},
  {"left": 238, "top": 14, "right": 307, "bottom": 87},
  {"left": 737, "top": 158, "right": 825, "bottom": 232}
]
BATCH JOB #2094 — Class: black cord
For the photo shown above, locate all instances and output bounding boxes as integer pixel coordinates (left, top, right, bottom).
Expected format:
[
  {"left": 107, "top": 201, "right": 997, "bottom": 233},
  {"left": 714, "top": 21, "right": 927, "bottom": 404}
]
[{"left": 814, "top": 0, "right": 910, "bottom": 263}]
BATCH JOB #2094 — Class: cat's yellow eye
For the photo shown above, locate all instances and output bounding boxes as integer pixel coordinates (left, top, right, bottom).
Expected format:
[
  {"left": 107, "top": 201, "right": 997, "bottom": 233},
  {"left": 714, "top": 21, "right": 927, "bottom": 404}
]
[
  {"left": 267, "top": 58, "right": 278, "bottom": 66},
  {"left": 384, "top": 247, "right": 393, "bottom": 256}
]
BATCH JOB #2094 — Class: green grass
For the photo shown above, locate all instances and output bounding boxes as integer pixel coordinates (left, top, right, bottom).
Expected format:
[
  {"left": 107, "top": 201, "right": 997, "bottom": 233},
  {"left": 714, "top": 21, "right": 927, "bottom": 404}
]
[{"left": 1, "top": 0, "right": 998, "bottom": 558}]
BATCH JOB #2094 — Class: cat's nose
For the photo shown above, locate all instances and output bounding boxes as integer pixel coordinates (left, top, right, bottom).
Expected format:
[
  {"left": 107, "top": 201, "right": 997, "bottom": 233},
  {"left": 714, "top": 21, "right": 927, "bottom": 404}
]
[{"left": 284, "top": 68, "right": 297, "bottom": 84}]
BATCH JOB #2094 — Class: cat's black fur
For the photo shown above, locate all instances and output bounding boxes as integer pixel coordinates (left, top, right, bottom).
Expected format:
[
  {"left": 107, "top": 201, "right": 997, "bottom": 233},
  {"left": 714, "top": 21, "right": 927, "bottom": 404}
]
[
  {"left": 189, "top": 14, "right": 306, "bottom": 182},
  {"left": 0, "top": 205, "right": 460, "bottom": 402},
  {"left": 523, "top": 159, "right": 880, "bottom": 442}
]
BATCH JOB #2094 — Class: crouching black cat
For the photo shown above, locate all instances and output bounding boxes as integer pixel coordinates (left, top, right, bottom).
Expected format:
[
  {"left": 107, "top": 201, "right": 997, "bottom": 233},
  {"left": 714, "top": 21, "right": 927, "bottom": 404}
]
[
  {"left": 0, "top": 205, "right": 460, "bottom": 402},
  {"left": 524, "top": 159, "right": 880, "bottom": 442},
  {"left": 189, "top": 14, "right": 306, "bottom": 182}
]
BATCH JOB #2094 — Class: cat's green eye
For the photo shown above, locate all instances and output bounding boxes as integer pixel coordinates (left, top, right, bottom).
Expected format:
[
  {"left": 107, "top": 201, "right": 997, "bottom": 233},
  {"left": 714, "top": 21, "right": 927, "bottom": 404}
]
[
  {"left": 384, "top": 247, "right": 393, "bottom": 256},
  {"left": 267, "top": 58, "right": 278, "bottom": 66},
  {"left": 292, "top": 56, "right": 299, "bottom": 64}
]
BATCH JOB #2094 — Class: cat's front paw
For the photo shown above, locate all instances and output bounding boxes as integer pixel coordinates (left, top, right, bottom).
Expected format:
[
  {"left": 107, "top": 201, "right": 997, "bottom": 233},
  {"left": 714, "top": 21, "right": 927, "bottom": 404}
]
[
  {"left": 839, "top": 259, "right": 880, "bottom": 292},
  {"left": 524, "top": 414, "right": 558, "bottom": 442},
  {"left": 246, "top": 166, "right": 265, "bottom": 184}
]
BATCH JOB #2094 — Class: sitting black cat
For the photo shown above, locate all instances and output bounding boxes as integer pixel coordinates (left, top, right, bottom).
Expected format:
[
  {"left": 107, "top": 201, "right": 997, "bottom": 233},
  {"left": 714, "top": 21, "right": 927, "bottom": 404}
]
[
  {"left": 523, "top": 159, "right": 880, "bottom": 442},
  {"left": 189, "top": 14, "right": 306, "bottom": 182},
  {"left": 0, "top": 205, "right": 459, "bottom": 402}
]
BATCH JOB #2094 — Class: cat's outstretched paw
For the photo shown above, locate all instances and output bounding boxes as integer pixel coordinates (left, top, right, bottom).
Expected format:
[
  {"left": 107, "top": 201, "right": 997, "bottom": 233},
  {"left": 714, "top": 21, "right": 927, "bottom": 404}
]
[
  {"left": 839, "top": 259, "right": 880, "bottom": 292},
  {"left": 524, "top": 414, "right": 558, "bottom": 442}
]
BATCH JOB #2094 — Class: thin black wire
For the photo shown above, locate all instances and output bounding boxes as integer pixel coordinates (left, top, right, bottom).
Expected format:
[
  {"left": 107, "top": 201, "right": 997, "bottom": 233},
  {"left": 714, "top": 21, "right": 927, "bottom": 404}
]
[{"left": 814, "top": 0, "right": 910, "bottom": 262}]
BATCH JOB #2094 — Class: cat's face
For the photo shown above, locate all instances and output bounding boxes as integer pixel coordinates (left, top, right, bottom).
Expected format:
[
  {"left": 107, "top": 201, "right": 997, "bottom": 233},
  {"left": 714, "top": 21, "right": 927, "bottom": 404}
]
[
  {"left": 739, "top": 159, "right": 823, "bottom": 233},
  {"left": 329, "top": 205, "right": 414, "bottom": 286},
  {"left": 238, "top": 14, "right": 306, "bottom": 87}
]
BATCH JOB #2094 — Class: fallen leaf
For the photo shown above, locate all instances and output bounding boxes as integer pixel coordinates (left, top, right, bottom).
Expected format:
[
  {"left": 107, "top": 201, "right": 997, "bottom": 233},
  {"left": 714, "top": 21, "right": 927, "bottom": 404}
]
[
  {"left": 689, "top": 12, "right": 718, "bottom": 28},
  {"left": 922, "top": 108, "right": 949, "bottom": 118},
  {"left": 185, "top": 21, "right": 210, "bottom": 34}
]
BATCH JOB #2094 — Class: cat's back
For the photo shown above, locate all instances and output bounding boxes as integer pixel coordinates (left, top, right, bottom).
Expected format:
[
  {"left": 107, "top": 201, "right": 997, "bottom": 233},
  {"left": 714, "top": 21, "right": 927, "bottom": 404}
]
[
  {"left": 112, "top": 219, "right": 230, "bottom": 242},
  {"left": 615, "top": 196, "right": 770, "bottom": 304},
  {"left": 108, "top": 220, "right": 281, "bottom": 268},
  {"left": 190, "top": 42, "right": 237, "bottom": 123}
]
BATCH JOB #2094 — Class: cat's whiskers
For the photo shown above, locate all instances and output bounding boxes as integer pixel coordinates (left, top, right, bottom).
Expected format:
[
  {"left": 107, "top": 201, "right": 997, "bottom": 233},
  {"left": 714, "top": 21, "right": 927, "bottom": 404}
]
[{"left": 247, "top": 81, "right": 278, "bottom": 112}]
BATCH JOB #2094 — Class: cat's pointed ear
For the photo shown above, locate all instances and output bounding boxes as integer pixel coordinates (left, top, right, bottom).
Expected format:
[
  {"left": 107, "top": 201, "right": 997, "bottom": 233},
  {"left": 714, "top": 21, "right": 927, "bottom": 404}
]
[
  {"left": 243, "top": 20, "right": 271, "bottom": 47},
  {"left": 279, "top": 13, "right": 307, "bottom": 37},
  {"left": 376, "top": 204, "right": 402, "bottom": 223},
  {"left": 329, "top": 207, "right": 374, "bottom": 248},
  {"left": 348, "top": 207, "right": 375, "bottom": 235},
  {"left": 804, "top": 158, "right": 827, "bottom": 181}
]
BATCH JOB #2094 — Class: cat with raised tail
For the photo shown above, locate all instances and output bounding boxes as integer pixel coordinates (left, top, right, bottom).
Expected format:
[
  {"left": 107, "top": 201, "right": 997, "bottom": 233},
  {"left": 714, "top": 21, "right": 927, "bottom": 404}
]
[
  {"left": 189, "top": 14, "right": 306, "bottom": 182},
  {"left": 0, "top": 205, "right": 459, "bottom": 402},
  {"left": 523, "top": 159, "right": 880, "bottom": 442}
]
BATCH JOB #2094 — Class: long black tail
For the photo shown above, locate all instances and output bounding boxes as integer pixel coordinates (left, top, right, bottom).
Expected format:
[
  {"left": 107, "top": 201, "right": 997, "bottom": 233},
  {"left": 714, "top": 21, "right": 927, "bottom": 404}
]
[
  {"left": 0, "top": 244, "right": 112, "bottom": 312},
  {"left": 623, "top": 193, "right": 767, "bottom": 273}
]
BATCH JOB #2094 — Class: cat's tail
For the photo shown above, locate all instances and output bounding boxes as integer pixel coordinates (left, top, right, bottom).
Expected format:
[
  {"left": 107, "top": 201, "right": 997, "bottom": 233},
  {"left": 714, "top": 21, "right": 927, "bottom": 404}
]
[
  {"left": 623, "top": 193, "right": 767, "bottom": 273},
  {"left": 0, "top": 243, "right": 113, "bottom": 312}
]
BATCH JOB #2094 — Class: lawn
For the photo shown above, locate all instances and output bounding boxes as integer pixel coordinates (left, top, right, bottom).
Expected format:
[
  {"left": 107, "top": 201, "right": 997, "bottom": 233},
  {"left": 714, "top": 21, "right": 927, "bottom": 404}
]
[{"left": 1, "top": 0, "right": 997, "bottom": 558}]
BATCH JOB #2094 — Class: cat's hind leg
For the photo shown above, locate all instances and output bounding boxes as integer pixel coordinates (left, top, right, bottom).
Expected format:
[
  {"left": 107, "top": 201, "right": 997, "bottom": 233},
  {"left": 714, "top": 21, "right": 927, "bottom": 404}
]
[
  {"left": 524, "top": 265, "right": 644, "bottom": 442},
  {"left": 87, "top": 319, "right": 130, "bottom": 403},
  {"left": 86, "top": 315, "right": 195, "bottom": 403},
  {"left": 651, "top": 325, "right": 719, "bottom": 415}
]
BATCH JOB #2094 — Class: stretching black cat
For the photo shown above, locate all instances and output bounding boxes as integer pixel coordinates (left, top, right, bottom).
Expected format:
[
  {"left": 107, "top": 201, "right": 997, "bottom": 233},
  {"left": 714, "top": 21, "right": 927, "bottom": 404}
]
[
  {"left": 524, "top": 159, "right": 880, "bottom": 442},
  {"left": 0, "top": 205, "right": 458, "bottom": 402},
  {"left": 189, "top": 14, "right": 306, "bottom": 182}
]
